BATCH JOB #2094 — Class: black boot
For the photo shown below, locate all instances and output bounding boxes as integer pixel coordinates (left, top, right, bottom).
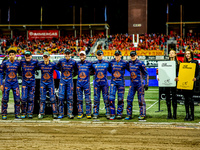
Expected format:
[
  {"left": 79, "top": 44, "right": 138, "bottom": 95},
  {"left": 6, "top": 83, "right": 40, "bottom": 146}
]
[
  {"left": 184, "top": 101, "right": 190, "bottom": 121},
  {"left": 172, "top": 101, "right": 177, "bottom": 119},
  {"left": 189, "top": 99, "right": 194, "bottom": 121},
  {"left": 167, "top": 105, "right": 172, "bottom": 119},
  {"left": 173, "top": 106, "right": 177, "bottom": 119}
]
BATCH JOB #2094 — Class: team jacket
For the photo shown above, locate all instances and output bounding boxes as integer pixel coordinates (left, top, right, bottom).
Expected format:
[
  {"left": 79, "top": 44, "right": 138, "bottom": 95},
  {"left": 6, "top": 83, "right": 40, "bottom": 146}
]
[
  {"left": 0, "top": 60, "right": 21, "bottom": 85},
  {"left": 92, "top": 59, "right": 109, "bottom": 86},
  {"left": 56, "top": 58, "right": 77, "bottom": 82},
  {"left": 20, "top": 59, "right": 38, "bottom": 85},
  {"left": 109, "top": 59, "right": 129, "bottom": 84},
  {"left": 37, "top": 61, "right": 57, "bottom": 84},
  {"left": 127, "top": 59, "right": 149, "bottom": 85},
  {"left": 77, "top": 60, "right": 93, "bottom": 85}
]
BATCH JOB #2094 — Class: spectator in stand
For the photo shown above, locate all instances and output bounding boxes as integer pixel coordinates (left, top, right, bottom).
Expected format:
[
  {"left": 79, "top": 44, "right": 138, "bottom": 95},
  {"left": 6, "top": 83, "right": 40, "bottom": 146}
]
[{"left": 1, "top": 33, "right": 200, "bottom": 55}]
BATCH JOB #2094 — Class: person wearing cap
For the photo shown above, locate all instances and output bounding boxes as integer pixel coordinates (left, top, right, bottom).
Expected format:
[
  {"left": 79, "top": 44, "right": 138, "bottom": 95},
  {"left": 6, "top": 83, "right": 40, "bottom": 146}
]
[
  {"left": 0, "top": 50, "right": 21, "bottom": 120},
  {"left": 109, "top": 50, "right": 129, "bottom": 120},
  {"left": 126, "top": 51, "right": 149, "bottom": 120},
  {"left": 92, "top": 50, "right": 110, "bottom": 119},
  {"left": 37, "top": 51, "right": 58, "bottom": 119},
  {"left": 56, "top": 49, "right": 77, "bottom": 119},
  {"left": 20, "top": 51, "right": 39, "bottom": 119},
  {"left": 76, "top": 51, "right": 93, "bottom": 119}
]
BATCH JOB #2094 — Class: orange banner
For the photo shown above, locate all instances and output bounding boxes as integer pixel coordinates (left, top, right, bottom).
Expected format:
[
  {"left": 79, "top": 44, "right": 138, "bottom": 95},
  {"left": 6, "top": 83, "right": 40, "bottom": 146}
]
[{"left": 102, "top": 50, "right": 164, "bottom": 56}]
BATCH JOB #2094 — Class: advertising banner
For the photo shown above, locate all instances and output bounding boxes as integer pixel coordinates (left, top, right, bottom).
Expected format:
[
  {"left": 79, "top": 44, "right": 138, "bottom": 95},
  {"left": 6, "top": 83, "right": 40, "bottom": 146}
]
[
  {"left": 28, "top": 30, "right": 59, "bottom": 40},
  {"left": 158, "top": 61, "right": 176, "bottom": 87},
  {"left": 177, "top": 63, "right": 196, "bottom": 90},
  {"left": 102, "top": 50, "right": 164, "bottom": 56}
]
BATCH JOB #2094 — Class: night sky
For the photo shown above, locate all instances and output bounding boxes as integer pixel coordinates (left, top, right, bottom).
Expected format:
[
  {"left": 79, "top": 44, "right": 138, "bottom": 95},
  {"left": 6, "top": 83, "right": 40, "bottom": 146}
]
[{"left": 0, "top": 0, "right": 200, "bottom": 34}]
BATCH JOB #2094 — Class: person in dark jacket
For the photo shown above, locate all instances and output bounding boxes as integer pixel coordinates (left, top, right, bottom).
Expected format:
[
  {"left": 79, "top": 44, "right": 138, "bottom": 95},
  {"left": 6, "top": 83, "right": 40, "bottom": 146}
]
[
  {"left": 181, "top": 49, "right": 199, "bottom": 121},
  {"left": 158, "top": 50, "right": 180, "bottom": 119}
]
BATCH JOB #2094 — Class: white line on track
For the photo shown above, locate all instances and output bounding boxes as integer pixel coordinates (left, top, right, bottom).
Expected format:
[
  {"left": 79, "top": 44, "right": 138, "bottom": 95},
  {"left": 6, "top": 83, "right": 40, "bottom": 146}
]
[{"left": 146, "top": 100, "right": 159, "bottom": 110}]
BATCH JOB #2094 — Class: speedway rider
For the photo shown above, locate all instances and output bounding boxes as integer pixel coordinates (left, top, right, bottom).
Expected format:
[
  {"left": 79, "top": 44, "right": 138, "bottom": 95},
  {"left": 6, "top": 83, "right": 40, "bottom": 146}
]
[
  {"left": 76, "top": 51, "right": 93, "bottom": 119},
  {"left": 20, "top": 51, "right": 38, "bottom": 119},
  {"left": 37, "top": 52, "right": 58, "bottom": 119},
  {"left": 56, "top": 49, "right": 77, "bottom": 119},
  {"left": 126, "top": 51, "right": 149, "bottom": 120},
  {"left": 92, "top": 50, "right": 110, "bottom": 119},
  {"left": 0, "top": 50, "right": 21, "bottom": 120},
  {"left": 109, "top": 50, "right": 129, "bottom": 120}
]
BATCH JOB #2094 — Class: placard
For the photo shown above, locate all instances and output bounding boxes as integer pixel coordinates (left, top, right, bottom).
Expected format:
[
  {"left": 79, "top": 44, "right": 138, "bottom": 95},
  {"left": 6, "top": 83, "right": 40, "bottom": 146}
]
[
  {"left": 158, "top": 61, "right": 176, "bottom": 87},
  {"left": 177, "top": 63, "right": 196, "bottom": 90}
]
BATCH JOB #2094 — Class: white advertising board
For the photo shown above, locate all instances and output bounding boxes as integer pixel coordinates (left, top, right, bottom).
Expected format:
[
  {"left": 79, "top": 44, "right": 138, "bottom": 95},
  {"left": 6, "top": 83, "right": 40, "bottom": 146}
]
[{"left": 158, "top": 61, "right": 176, "bottom": 87}]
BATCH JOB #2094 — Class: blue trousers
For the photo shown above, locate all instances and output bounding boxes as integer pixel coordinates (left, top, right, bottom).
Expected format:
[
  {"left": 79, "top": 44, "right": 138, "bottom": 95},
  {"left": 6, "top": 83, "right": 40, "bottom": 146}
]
[
  {"left": 21, "top": 83, "right": 35, "bottom": 115},
  {"left": 93, "top": 83, "right": 109, "bottom": 116},
  {"left": 109, "top": 83, "right": 125, "bottom": 116},
  {"left": 76, "top": 82, "right": 91, "bottom": 115},
  {"left": 39, "top": 81, "right": 58, "bottom": 115},
  {"left": 126, "top": 83, "right": 146, "bottom": 117},
  {"left": 58, "top": 79, "right": 73, "bottom": 115},
  {"left": 1, "top": 82, "right": 20, "bottom": 116}
]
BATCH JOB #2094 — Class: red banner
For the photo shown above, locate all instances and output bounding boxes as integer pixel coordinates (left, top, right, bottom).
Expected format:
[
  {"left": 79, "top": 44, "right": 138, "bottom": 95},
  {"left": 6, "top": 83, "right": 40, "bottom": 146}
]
[{"left": 28, "top": 30, "right": 59, "bottom": 40}]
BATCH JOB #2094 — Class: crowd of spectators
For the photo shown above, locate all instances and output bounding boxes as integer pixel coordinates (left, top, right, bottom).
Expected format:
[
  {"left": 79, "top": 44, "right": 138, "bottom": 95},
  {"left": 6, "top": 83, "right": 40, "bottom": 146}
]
[
  {"left": 107, "top": 33, "right": 200, "bottom": 54},
  {"left": 0, "top": 34, "right": 102, "bottom": 56},
  {"left": 1, "top": 32, "right": 200, "bottom": 56}
]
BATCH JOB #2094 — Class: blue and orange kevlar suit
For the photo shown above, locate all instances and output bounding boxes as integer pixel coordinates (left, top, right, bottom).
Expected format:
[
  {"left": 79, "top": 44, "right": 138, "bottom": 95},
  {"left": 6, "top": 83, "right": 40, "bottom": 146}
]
[
  {"left": 0, "top": 60, "right": 21, "bottom": 116},
  {"left": 76, "top": 60, "right": 92, "bottom": 116},
  {"left": 20, "top": 59, "right": 38, "bottom": 115},
  {"left": 109, "top": 59, "right": 129, "bottom": 117},
  {"left": 92, "top": 59, "right": 110, "bottom": 116},
  {"left": 127, "top": 59, "right": 149, "bottom": 117},
  {"left": 37, "top": 61, "right": 58, "bottom": 115},
  {"left": 56, "top": 58, "right": 77, "bottom": 116}
]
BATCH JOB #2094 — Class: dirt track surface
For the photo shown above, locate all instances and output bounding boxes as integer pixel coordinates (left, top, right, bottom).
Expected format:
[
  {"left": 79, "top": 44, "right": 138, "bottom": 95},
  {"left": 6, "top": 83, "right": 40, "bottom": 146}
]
[{"left": 0, "top": 121, "right": 200, "bottom": 150}]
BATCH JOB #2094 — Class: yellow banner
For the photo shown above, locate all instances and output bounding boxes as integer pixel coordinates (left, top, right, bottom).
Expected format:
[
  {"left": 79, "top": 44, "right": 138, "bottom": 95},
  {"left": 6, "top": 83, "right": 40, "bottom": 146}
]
[
  {"left": 102, "top": 50, "right": 164, "bottom": 56},
  {"left": 177, "top": 63, "right": 196, "bottom": 90}
]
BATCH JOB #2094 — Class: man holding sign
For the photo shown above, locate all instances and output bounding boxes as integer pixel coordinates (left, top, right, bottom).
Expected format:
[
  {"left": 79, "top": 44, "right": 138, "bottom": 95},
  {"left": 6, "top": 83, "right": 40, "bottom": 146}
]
[{"left": 177, "top": 49, "right": 199, "bottom": 121}]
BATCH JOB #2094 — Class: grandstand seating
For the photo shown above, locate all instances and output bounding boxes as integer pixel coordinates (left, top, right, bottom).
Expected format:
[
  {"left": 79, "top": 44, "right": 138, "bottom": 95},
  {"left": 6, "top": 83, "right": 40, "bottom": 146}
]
[{"left": 0, "top": 33, "right": 200, "bottom": 55}]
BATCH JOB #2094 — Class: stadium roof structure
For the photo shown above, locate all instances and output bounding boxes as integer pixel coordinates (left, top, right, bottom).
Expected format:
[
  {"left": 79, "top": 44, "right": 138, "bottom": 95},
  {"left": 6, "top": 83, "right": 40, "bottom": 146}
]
[
  {"left": 166, "top": 21, "right": 200, "bottom": 37},
  {"left": 0, "top": 23, "right": 110, "bottom": 37},
  {"left": 0, "top": 23, "right": 109, "bottom": 30}
]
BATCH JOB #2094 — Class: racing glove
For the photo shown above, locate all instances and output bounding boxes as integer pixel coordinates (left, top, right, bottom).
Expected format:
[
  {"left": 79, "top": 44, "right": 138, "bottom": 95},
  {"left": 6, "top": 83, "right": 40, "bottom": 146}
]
[{"left": 144, "top": 85, "right": 148, "bottom": 91}]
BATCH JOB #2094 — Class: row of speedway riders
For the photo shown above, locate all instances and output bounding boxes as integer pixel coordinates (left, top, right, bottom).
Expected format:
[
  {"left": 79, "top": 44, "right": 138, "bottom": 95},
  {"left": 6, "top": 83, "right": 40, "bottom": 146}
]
[{"left": 0, "top": 49, "right": 149, "bottom": 120}]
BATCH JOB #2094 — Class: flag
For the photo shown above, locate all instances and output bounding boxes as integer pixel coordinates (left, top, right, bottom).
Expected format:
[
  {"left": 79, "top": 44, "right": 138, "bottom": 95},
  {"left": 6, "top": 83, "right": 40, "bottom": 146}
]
[
  {"left": 8, "top": 7, "right": 10, "bottom": 22},
  {"left": 40, "top": 6, "right": 42, "bottom": 23},
  {"left": 104, "top": 6, "right": 107, "bottom": 22}
]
